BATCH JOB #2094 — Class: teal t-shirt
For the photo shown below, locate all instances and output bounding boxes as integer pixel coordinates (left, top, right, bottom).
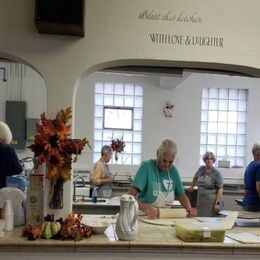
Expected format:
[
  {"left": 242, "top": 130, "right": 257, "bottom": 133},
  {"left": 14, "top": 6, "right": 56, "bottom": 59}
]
[{"left": 132, "top": 159, "right": 185, "bottom": 204}]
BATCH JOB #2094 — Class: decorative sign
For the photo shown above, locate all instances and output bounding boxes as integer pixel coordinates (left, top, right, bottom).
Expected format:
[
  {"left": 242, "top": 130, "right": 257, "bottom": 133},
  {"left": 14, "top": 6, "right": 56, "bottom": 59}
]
[{"left": 138, "top": 9, "right": 224, "bottom": 48}]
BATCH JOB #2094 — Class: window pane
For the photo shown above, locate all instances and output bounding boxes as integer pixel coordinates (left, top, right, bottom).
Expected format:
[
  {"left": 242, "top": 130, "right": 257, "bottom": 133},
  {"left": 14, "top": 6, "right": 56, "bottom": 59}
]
[
  {"left": 133, "top": 132, "right": 142, "bottom": 142},
  {"left": 94, "top": 81, "right": 143, "bottom": 165},
  {"left": 115, "top": 84, "right": 124, "bottom": 94},
  {"left": 124, "top": 96, "right": 134, "bottom": 106},
  {"left": 95, "top": 94, "right": 103, "bottom": 105},
  {"left": 94, "top": 118, "right": 103, "bottom": 129},
  {"left": 208, "top": 134, "right": 217, "bottom": 144},
  {"left": 200, "top": 133, "right": 207, "bottom": 144},
  {"left": 114, "top": 95, "right": 124, "bottom": 106},
  {"left": 237, "top": 123, "right": 246, "bottom": 134},
  {"left": 134, "top": 97, "right": 143, "bottom": 107},
  {"left": 217, "top": 146, "right": 226, "bottom": 157},
  {"left": 201, "top": 99, "right": 208, "bottom": 109},
  {"left": 208, "top": 122, "right": 217, "bottom": 133},
  {"left": 227, "top": 146, "right": 236, "bottom": 156},
  {"left": 133, "top": 120, "right": 142, "bottom": 130},
  {"left": 95, "top": 106, "right": 103, "bottom": 117},
  {"left": 238, "top": 90, "right": 247, "bottom": 101},
  {"left": 237, "top": 135, "right": 245, "bottom": 145},
  {"left": 217, "top": 134, "right": 226, "bottom": 145},
  {"left": 135, "top": 85, "right": 143, "bottom": 96},
  {"left": 202, "top": 88, "right": 209, "bottom": 98},
  {"left": 125, "top": 84, "right": 134, "bottom": 95},
  {"left": 227, "top": 134, "right": 236, "bottom": 145},
  {"left": 94, "top": 130, "right": 103, "bottom": 140},
  {"left": 95, "top": 82, "right": 103, "bottom": 93},
  {"left": 238, "top": 101, "right": 247, "bottom": 111},
  {"left": 200, "top": 122, "right": 207, "bottom": 133},
  {"left": 200, "top": 87, "right": 248, "bottom": 167},
  {"left": 134, "top": 108, "right": 143, "bottom": 119},
  {"left": 219, "top": 89, "right": 228, "bottom": 99},
  {"left": 227, "top": 123, "right": 237, "bottom": 134},
  {"left": 104, "top": 95, "right": 113, "bottom": 106},
  {"left": 208, "top": 111, "right": 218, "bottom": 121},
  {"left": 209, "top": 99, "right": 218, "bottom": 110},
  {"left": 133, "top": 143, "right": 142, "bottom": 153},
  {"left": 123, "top": 131, "right": 133, "bottom": 142},
  {"left": 104, "top": 83, "right": 113, "bottom": 94},
  {"left": 218, "top": 122, "right": 227, "bottom": 133},
  {"left": 229, "top": 89, "right": 238, "bottom": 99},
  {"left": 209, "top": 89, "right": 218, "bottom": 98},
  {"left": 218, "top": 111, "right": 227, "bottom": 122},
  {"left": 238, "top": 112, "right": 246, "bottom": 123},
  {"left": 228, "top": 111, "right": 237, "bottom": 123},
  {"left": 229, "top": 100, "right": 238, "bottom": 110},
  {"left": 201, "top": 110, "right": 208, "bottom": 121},
  {"left": 219, "top": 100, "right": 228, "bottom": 110}
]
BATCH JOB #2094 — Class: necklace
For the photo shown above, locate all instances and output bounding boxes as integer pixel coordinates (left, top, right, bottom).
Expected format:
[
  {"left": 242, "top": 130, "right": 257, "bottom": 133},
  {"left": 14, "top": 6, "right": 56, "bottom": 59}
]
[{"left": 156, "top": 164, "right": 171, "bottom": 192}]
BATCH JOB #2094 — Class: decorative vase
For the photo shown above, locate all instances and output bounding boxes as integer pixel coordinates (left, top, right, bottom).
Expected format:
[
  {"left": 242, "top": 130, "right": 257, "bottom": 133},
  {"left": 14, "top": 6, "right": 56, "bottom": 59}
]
[
  {"left": 49, "top": 176, "right": 64, "bottom": 209},
  {"left": 115, "top": 151, "right": 119, "bottom": 162}
]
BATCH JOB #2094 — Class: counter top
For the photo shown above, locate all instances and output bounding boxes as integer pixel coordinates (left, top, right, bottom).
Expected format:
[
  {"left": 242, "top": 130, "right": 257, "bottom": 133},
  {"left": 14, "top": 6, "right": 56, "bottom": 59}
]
[{"left": 1, "top": 214, "right": 260, "bottom": 258}]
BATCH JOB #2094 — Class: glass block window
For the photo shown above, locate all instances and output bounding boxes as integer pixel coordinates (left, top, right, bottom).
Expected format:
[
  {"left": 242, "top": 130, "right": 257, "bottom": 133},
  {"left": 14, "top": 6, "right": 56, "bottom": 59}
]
[
  {"left": 93, "top": 81, "right": 143, "bottom": 165},
  {"left": 200, "top": 88, "right": 248, "bottom": 167}
]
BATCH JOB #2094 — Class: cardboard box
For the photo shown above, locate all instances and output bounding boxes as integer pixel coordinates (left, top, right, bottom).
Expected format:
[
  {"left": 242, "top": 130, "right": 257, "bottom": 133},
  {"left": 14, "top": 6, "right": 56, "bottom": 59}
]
[
  {"left": 26, "top": 189, "right": 44, "bottom": 226},
  {"left": 29, "top": 174, "right": 45, "bottom": 189}
]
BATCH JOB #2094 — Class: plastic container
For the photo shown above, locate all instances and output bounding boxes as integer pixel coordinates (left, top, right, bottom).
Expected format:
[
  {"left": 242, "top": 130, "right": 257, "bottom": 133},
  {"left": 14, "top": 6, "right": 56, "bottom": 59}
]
[
  {"left": 175, "top": 220, "right": 225, "bottom": 242},
  {"left": 4, "top": 199, "right": 14, "bottom": 231},
  {"left": 92, "top": 187, "right": 98, "bottom": 203}
]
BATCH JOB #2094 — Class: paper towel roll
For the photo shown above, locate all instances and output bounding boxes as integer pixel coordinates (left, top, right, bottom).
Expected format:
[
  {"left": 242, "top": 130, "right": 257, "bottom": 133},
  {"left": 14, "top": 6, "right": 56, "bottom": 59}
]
[{"left": 158, "top": 208, "right": 187, "bottom": 219}]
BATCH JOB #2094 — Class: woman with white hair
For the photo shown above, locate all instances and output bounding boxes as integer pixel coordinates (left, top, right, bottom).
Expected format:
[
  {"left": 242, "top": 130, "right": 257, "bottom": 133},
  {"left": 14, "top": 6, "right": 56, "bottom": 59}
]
[
  {"left": 243, "top": 142, "right": 260, "bottom": 211},
  {"left": 0, "top": 121, "right": 23, "bottom": 189},
  {"left": 91, "top": 145, "right": 114, "bottom": 198},
  {"left": 187, "top": 151, "right": 223, "bottom": 217},
  {"left": 128, "top": 138, "right": 197, "bottom": 219}
]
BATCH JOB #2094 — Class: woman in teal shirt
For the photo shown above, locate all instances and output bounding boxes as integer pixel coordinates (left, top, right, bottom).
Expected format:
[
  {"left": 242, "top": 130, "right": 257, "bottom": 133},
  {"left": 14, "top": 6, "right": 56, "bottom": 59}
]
[{"left": 128, "top": 139, "right": 197, "bottom": 219}]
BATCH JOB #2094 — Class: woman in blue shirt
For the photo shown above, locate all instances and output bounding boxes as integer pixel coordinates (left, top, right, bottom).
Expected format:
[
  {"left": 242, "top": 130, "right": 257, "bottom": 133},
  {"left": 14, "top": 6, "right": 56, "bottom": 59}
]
[
  {"left": 243, "top": 142, "right": 260, "bottom": 212},
  {"left": 0, "top": 121, "right": 23, "bottom": 189}
]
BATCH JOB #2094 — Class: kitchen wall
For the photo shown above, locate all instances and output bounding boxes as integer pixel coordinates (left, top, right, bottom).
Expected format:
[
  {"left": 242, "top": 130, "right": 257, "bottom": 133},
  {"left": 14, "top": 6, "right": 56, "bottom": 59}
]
[
  {"left": 1, "top": 0, "right": 260, "bottom": 215},
  {"left": 74, "top": 70, "right": 260, "bottom": 184},
  {"left": 2, "top": 64, "right": 259, "bottom": 185}
]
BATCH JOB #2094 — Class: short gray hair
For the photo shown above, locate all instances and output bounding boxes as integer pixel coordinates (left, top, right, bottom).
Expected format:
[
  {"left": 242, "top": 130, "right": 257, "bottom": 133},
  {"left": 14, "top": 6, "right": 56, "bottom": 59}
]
[
  {"left": 101, "top": 145, "right": 112, "bottom": 156},
  {"left": 203, "top": 151, "right": 216, "bottom": 163},
  {"left": 157, "top": 139, "right": 177, "bottom": 160},
  {"left": 0, "top": 121, "right": 12, "bottom": 144},
  {"left": 252, "top": 142, "right": 260, "bottom": 156}
]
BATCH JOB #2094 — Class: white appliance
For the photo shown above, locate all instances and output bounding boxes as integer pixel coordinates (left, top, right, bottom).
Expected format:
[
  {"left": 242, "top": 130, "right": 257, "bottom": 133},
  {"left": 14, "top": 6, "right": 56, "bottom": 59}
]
[
  {"left": 115, "top": 194, "right": 138, "bottom": 240},
  {"left": 0, "top": 187, "right": 26, "bottom": 226}
]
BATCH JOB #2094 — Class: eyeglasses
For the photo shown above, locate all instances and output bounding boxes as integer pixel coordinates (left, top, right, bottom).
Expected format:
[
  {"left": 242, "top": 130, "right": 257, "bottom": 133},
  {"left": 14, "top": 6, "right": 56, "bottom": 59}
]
[{"left": 205, "top": 157, "right": 214, "bottom": 161}]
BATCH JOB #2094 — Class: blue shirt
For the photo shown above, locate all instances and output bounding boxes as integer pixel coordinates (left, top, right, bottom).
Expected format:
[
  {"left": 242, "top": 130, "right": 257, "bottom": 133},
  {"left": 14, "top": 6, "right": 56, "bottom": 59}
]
[
  {"left": 0, "top": 143, "right": 23, "bottom": 188},
  {"left": 243, "top": 160, "right": 260, "bottom": 208}
]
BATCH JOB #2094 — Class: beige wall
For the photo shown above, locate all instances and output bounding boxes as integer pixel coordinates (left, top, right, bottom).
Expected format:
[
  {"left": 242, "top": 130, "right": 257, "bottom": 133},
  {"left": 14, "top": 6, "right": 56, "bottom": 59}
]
[
  {"left": 1, "top": 0, "right": 260, "bottom": 217},
  {"left": 0, "top": 0, "right": 260, "bottom": 116}
]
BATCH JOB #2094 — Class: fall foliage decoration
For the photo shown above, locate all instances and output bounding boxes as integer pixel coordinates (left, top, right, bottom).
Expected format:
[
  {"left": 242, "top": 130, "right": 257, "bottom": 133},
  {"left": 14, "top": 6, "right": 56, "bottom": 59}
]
[{"left": 28, "top": 107, "right": 91, "bottom": 182}]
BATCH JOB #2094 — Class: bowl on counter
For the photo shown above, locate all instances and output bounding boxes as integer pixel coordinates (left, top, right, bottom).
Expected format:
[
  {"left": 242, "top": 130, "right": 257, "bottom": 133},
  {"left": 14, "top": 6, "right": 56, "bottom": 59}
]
[{"left": 89, "top": 221, "right": 110, "bottom": 234}]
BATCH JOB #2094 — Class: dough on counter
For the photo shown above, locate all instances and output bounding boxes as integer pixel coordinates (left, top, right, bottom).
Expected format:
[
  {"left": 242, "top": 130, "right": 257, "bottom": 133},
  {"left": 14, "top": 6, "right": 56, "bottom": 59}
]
[{"left": 158, "top": 208, "right": 186, "bottom": 219}]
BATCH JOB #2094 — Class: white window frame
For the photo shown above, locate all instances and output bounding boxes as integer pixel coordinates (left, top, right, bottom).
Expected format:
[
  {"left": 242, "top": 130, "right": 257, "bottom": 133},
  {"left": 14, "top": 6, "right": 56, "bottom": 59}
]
[
  {"left": 93, "top": 81, "right": 143, "bottom": 165},
  {"left": 200, "top": 88, "right": 248, "bottom": 168}
]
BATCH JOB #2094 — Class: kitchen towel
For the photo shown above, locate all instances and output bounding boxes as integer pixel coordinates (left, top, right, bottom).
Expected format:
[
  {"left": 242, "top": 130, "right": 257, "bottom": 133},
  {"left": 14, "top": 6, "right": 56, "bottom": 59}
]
[{"left": 226, "top": 232, "right": 260, "bottom": 243}]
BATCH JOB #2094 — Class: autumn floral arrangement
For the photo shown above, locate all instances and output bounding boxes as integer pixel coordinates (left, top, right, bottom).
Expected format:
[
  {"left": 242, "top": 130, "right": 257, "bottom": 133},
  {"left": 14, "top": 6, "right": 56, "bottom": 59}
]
[
  {"left": 110, "top": 137, "right": 125, "bottom": 161},
  {"left": 29, "top": 107, "right": 90, "bottom": 182},
  {"left": 28, "top": 107, "right": 91, "bottom": 208}
]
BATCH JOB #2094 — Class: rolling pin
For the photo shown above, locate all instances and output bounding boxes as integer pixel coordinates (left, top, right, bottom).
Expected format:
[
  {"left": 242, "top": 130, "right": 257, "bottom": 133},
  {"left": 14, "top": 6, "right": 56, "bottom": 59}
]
[{"left": 158, "top": 208, "right": 187, "bottom": 219}]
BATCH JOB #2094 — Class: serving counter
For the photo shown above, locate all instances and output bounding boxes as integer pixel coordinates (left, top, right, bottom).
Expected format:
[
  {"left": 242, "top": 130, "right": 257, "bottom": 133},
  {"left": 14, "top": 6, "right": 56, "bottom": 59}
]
[{"left": 1, "top": 214, "right": 260, "bottom": 259}]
